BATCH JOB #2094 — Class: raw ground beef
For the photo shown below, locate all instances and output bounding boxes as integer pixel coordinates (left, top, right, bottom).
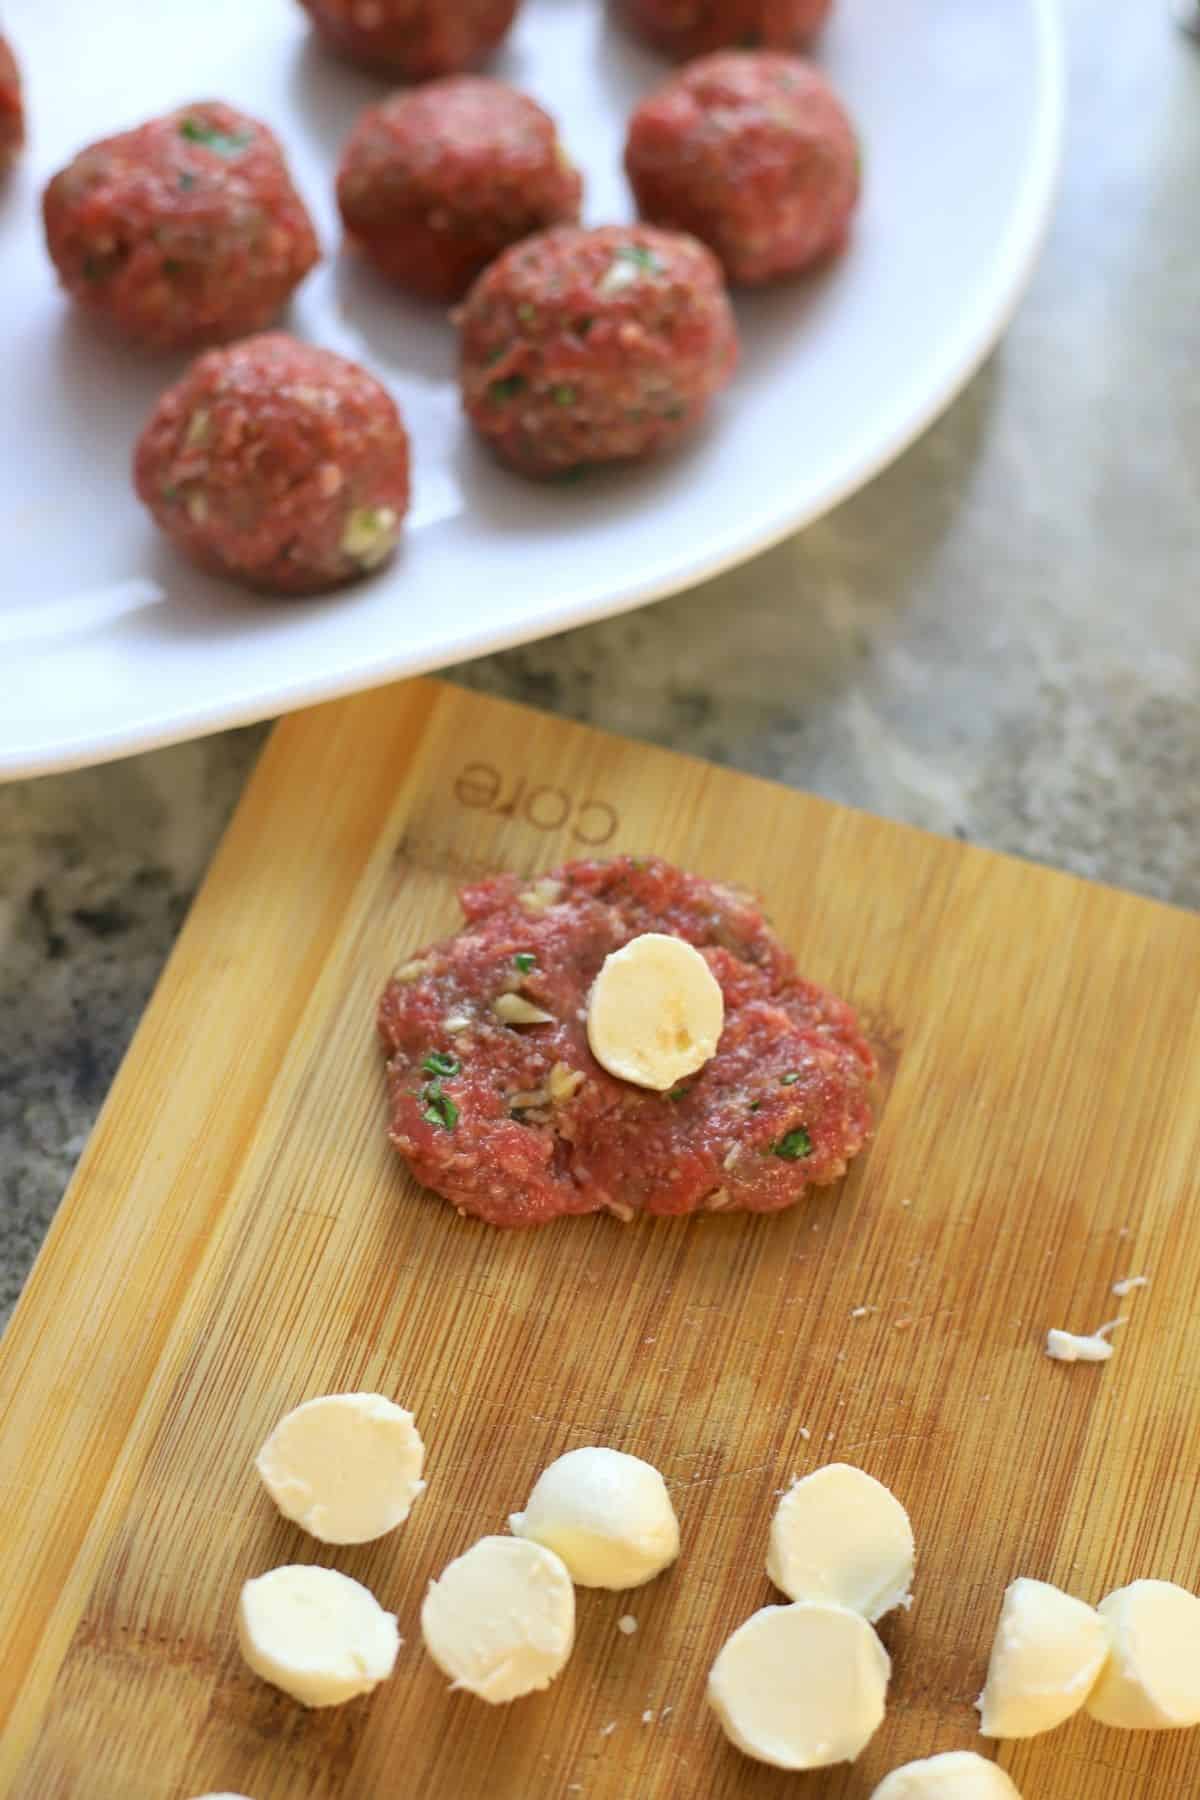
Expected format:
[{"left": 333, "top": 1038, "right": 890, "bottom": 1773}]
[
  {"left": 298, "top": 0, "right": 522, "bottom": 79},
  {"left": 42, "top": 101, "right": 319, "bottom": 351},
  {"left": 457, "top": 223, "right": 738, "bottom": 477},
  {"left": 626, "top": 51, "right": 860, "bottom": 285},
  {"left": 337, "top": 77, "right": 581, "bottom": 301},
  {"left": 621, "top": 0, "right": 833, "bottom": 61},
  {"left": 133, "top": 333, "right": 410, "bottom": 593},
  {"left": 0, "top": 33, "right": 23, "bottom": 172},
  {"left": 378, "top": 856, "right": 874, "bottom": 1227}
]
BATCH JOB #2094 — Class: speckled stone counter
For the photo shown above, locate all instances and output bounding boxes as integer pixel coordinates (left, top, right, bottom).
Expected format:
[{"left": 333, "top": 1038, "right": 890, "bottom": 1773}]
[{"left": 2, "top": 1, "right": 1197, "bottom": 1324}]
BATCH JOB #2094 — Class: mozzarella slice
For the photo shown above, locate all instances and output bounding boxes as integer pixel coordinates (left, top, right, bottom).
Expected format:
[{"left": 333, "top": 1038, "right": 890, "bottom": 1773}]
[
  {"left": 237, "top": 1565, "right": 399, "bottom": 1708},
  {"left": 421, "top": 1535, "right": 575, "bottom": 1703},
  {"left": 1086, "top": 1580, "right": 1200, "bottom": 1729},
  {"left": 509, "top": 1446, "right": 679, "bottom": 1590},
  {"left": 767, "top": 1463, "right": 914, "bottom": 1623},
  {"left": 977, "top": 1577, "right": 1108, "bottom": 1738},
  {"left": 707, "top": 1601, "right": 889, "bottom": 1770},
  {"left": 255, "top": 1392, "right": 425, "bottom": 1545},
  {"left": 871, "top": 1751, "right": 1022, "bottom": 1797},
  {"left": 586, "top": 933, "right": 724, "bottom": 1091}
]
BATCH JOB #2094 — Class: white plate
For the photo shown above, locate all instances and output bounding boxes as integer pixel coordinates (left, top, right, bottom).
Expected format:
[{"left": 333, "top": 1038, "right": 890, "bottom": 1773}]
[{"left": 0, "top": 0, "right": 1062, "bottom": 779}]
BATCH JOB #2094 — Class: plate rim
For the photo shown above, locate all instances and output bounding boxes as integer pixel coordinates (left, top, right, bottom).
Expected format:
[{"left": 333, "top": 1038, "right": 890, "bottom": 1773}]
[{"left": 2, "top": 0, "right": 1066, "bottom": 781}]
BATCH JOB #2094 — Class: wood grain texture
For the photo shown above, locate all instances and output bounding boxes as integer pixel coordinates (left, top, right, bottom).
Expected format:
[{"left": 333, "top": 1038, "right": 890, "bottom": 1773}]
[{"left": 1, "top": 677, "right": 1197, "bottom": 1800}]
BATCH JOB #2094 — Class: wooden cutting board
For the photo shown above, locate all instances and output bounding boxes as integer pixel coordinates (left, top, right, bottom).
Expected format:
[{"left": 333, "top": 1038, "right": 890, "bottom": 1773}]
[{"left": 2, "top": 678, "right": 1199, "bottom": 1800}]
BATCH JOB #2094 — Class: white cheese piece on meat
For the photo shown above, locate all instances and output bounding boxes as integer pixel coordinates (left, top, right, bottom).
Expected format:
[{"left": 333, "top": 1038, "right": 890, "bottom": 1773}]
[{"left": 586, "top": 932, "right": 723, "bottom": 1090}]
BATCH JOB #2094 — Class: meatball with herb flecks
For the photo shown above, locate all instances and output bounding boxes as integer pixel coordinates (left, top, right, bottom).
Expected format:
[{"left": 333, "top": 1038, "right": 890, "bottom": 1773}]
[
  {"left": 298, "top": 0, "right": 522, "bottom": 79},
  {"left": 43, "top": 102, "right": 319, "bottom": 350},
  {"left": 621, "top": 0, "right": 832, "bottom": 61},
  {"left": 626, "top": 51, "right": 860, "bottom": 284},
  {"left": 458, "top": 223, "right": 737, "bottom": 479},
  {"left": 0, "top": 33, "right": 24, "bottom": 173},
  {"left": 134, "top": 334, "right": 410, "bottom": 595},
  {"left": 338, "top": 77, "right": 581, "bottom": 302}
]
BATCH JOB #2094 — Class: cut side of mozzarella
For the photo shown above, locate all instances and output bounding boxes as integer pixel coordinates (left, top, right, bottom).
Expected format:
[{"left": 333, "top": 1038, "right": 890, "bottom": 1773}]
[
  {"left": 707, "top": 1601, "right": 889, "bottom": 1770},
  {"left": 1086, "top": 1580, "right": 1200, "bottom": 1730},
  {"left": 509, "top": 1446, "right": 680, "bottom": 1590},
  {"left": 977, "top": 1577, "right": 1109, "bottom": 1738},
  {"left": 586, "top": 932, "right": 724, "bottom": 1091},
  {"left": 421, "top": 1535, "right": 575, "bottom": 1703},
  {"left": 255, "top": 1392, "right": 426, "bottom": 1545},
  {"left": 237, "top": 1565, "right": 399, "bottom": 1708},
  {"left": 767, "top": 1463, "right": 914, "bottom": 1623},
  {"left": 871, "top": 1750, "right": 1023, "bottom": 1798}
]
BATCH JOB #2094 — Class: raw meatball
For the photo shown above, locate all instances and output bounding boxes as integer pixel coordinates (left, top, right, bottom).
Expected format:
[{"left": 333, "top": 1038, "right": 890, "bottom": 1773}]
[
  {"left": 43, "top": 102, "right": 319, "bottom": 350},
  {"left": 621, "top": 0, "right": 832, "bottom": 60},
  {"left": 337, "top": 77, "right": 581, "bottom": 301},
  {"left": 297, "top": 0, "right": 522, "bottom": 79},
  {"left": 377, "top": 855, "right": 875, "bottom": 1227},
  {"left": 626, "top": 51, "right": 860, "bottom": 284},
  {"left": 0, "top": 33, "right": 24, "bottom": 172},
  {"left": 133, "top": 333, "right": 410, "bottom": 594},
  {"left": 458, "top": 223, "right": 737, "bottom": 477}
]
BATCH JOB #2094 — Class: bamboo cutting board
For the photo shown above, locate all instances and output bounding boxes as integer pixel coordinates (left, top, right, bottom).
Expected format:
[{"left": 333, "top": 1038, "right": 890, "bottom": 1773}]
[{"left": 2, "top": 678, "right": 1199, "bottom": 1800}]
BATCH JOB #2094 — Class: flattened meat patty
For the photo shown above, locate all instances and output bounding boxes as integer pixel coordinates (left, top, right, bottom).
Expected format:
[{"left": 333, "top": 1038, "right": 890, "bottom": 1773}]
[{"left": 377, "top": 856, "right": 874, "bottom": 1227}]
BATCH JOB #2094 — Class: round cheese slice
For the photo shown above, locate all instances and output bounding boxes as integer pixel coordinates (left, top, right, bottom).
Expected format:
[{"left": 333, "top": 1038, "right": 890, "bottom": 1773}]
[
  {"left": 255, "top": 1392, "right": 425, "bottom": 1545},
  {"left": 707, "top": 1601, "right": 889, "bottom": 1770},
  {"left": 238, "top": 1565, "right": 399, "bottom": 1708},
  {"left": 767, "top": 1463, "right": 914, "bottom": 1623},
  {"left": 421, "top": 1535, "right": 575, "bottom": 1703},
  {"left": 586, "top": 933, "right": 724, "bottom": 1091}
]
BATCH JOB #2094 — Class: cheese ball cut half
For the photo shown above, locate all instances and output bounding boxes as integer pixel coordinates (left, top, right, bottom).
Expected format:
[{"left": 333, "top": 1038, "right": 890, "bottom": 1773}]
[
  {"left": 767, "top": 1463, "right": 913, "bottom": 1622},
  {"left": 587, "top": 933, "right": 724, "bottom": 1091},
  {"left": 238, "top": 1565, "right": 399, "bottom": 1708},
  {"left": 707, "top": 1601, "right": 889, "bottom": 1770},
  {"left": 871, "top": 1751, "right": 1022, "bottom": 1799},
  {"left": 977, "top": 1578, "right": 1108, "bottom": 1739},
  {"left": 1086, "top": 1580, "right": 1200, "bottom": 1729},
  {"left": 509, "top": 1447, "right": 680, "bottom": 1589},
  {"left": 422, "top": 1536, "right": 575, "bottom": 1702},
  {"left": 255, "top": 1392, "right": 425, "bottom": 1545}
]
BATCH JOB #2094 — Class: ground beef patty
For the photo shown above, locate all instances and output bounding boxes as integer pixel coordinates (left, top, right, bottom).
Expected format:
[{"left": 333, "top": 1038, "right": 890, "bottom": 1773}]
[
  {"left": 134, "top": 333, "right": 410, "bottom": 594},
  {"left": 298, "top": 0, "right": 522, "bottom": 79},
  {"left": 458, "top": 223, "right": 737, "bottom": 477},
  {"left": 378, "top": 856, "right": 874, "bottom": 1227},
  {"left": 43, "top": 102, "right": 319, "bottom": 351},
  {"left": 0, "top": 33, "right": 24, "bottom": 173},
  {"left": 338, "top": 77, "right": 581, "bottom": 301},
  {"left": 622, "top": 0, "right": 832, "bottom": 60},
  {"left": 626, "top": 51, "right": 860, "bottom": 285}
]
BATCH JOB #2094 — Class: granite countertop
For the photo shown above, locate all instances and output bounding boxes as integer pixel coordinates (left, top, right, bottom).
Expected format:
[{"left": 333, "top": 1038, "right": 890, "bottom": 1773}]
[{"left": 2, "top": 2, "right": 1197, "bottom": 1325}]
